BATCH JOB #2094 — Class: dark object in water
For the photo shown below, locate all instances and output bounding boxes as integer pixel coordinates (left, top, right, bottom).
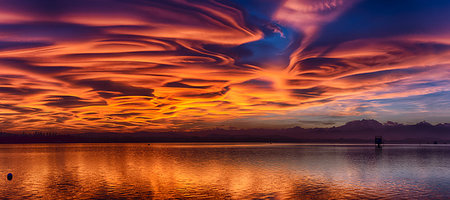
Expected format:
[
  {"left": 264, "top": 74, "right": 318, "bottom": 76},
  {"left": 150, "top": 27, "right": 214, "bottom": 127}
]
[
  {"left": 7, "top": 173, "right": 12, "bottom": 181},
  {"left": 375, "top": 136, "right": 383, "bottom": 148}
]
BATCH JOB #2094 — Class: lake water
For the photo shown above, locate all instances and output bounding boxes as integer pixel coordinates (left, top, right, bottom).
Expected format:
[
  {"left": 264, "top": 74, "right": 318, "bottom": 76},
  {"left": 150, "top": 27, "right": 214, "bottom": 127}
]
[{"left": 0, "top": 143, "right": 449, "bottom": 199}]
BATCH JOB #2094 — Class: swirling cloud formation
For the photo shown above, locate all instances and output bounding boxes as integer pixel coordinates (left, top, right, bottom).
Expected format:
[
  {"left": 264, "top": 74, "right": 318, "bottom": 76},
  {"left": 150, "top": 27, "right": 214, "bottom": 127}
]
[{"left": 0, "top": 0, "right": 449, "bottom": 132}]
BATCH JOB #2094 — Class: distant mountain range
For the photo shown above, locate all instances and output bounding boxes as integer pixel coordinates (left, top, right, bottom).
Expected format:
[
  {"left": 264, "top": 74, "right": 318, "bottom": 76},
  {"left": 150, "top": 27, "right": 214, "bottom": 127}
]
[{"left": 1, "top": 119, "right": 449, "bottom": 144}]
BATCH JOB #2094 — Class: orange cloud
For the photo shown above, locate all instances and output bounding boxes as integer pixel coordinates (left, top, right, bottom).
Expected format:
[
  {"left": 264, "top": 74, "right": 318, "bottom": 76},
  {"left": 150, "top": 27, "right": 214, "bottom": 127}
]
[{"left": 0, "top": 0, "right": 449, "bottom": 132}]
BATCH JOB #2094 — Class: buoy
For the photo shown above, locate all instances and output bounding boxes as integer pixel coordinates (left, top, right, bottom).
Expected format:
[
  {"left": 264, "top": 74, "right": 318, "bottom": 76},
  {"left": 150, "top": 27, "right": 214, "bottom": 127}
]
[{"left": 7, "top": 173, "right": 12, "bottom": 181}]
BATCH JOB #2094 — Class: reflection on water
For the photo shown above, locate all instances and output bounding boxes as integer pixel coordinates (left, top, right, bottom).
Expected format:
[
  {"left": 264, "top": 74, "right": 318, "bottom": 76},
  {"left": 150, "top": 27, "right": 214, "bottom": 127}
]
[{"left": 0, "top": 143, "right": 449, "bottom": 199}]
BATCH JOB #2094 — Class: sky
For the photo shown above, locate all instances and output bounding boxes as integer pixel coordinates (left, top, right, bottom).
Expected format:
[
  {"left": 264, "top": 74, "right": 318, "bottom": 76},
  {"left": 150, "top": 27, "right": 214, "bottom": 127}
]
[{"left": 0, "top": 0, "right": 449, "bottom": 133}]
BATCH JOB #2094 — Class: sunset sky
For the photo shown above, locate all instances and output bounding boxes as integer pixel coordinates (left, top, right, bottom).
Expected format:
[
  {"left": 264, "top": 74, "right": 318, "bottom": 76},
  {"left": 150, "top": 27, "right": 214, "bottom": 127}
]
[{"left": 0, "top": 0, "right": 449, "bottom": 133}]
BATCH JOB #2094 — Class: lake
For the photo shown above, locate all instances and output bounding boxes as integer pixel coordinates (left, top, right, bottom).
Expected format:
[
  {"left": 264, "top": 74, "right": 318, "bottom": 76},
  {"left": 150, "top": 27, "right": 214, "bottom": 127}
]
[{"left": 0, "top": 143, "right": 449, "bottom": 199}]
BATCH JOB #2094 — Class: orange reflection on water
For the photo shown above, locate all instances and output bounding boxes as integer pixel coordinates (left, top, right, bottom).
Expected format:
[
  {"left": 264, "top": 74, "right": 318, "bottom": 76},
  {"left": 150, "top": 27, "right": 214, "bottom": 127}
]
[{"left": 1, "top": 143, "right": 448, "bottom": 199}]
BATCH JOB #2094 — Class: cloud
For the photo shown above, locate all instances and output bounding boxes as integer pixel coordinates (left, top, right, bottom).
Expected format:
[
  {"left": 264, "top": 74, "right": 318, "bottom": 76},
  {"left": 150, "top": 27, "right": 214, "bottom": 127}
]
[
  {"left": 0, "top": 0, "right": 449, "bottom": 131},
  {"left": 292, "top": 87, "right": 329, "bottom": 99},
  {"left": 309, "top": 0, "right": 450, "bottom": 47},
  {"left": 0, "top": 104, "right": 42, "bottom": 113},
  {"left": 0, "top": 58, "right": 76, "bottom": 74},
  {"left": 0, "top": 21, "right": 102, "bottom": 41},
  {"left": 76, "top": 79, "right": 154, "bottom": 98},
  {"left": 108, "top": 112, "right": 141, "bottom": 118},
  {"left": 182, "top": 86, "right": 230, "bottom": 98},
  {"left": 0, "top": 41, "right": 53, "bottom": 51},
  {"left": 0, "top": 86, "right": 46, "bottom": 96},
  {"left": 238, "top": 79, "right": 273, "bottom": 89},
  {"left": 163, "top": 81, "right": 211, "bottom": 89},
  {"left": 44, "top": 95, "right": 107, "bottom": 108}
]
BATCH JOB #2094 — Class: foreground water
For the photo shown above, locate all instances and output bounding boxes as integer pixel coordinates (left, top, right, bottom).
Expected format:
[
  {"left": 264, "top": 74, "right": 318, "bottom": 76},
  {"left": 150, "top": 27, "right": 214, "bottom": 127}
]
[{"left": 0, "top": 143, "right": 449, "bottom": 199}]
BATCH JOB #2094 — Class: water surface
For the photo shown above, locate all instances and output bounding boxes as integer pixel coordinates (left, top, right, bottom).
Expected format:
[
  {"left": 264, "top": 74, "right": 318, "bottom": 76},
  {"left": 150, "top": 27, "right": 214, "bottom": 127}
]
[{"left": 0, "top": 143, "right": 449, "bottom": 199}]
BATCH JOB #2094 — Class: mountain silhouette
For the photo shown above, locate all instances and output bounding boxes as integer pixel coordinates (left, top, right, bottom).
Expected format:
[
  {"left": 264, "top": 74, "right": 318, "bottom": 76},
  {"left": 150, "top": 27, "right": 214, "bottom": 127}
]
[
  {"left": 0, "top": 119, "right": 449, "bottom": 144},
  {"left": 338, "top": 119, "right": 383, "bottom": 130}
]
